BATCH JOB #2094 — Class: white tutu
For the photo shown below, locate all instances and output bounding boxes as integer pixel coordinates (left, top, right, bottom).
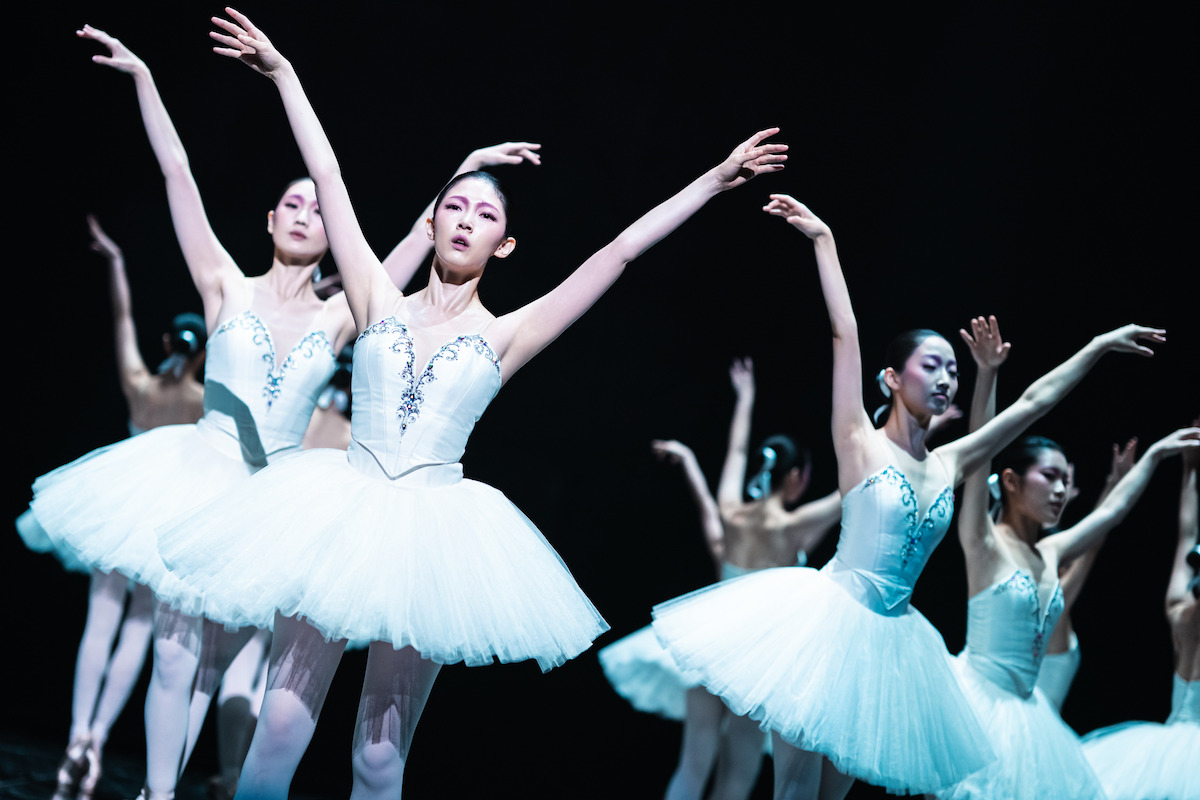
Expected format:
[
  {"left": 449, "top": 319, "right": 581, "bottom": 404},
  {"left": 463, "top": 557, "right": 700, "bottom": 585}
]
[
  {"left": 652, "top": 566, "right": 994, "bottom": 794},
  {"left": 1081, "top": 719, "right": 1200, "bottom": 799},
  {"left": 158, "top": 448, "right": 608, "bottom": 672},
  {"left": 15, "top": 507, "right": 89, "bottom": 575},
  {"left": 937, "top": 654, "right": 1105, "bottom": 799},
  {"left": 30, "top": 423, "right": 257, "bottom": 605},
  {"left": 598, "top": 624, "right": 702, "bottom": 720}
]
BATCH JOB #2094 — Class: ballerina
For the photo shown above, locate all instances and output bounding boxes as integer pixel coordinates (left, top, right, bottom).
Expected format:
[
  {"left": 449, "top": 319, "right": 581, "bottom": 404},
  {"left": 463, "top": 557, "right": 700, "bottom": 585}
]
[
  {"left": 32, "top": 23, "right": 540, "bottom": 800},
  {"left": 1080, "top": 420, "right": 1200, "bottom": 800},
  {"left": 153, "top": 8, "right": 786, "bottom": 798},
  {"left": 21, "top": 214, "right": 205, "bottom": 800},
  {"left": 652, "top": 193, "right": 1173, "bottom": 799},
  {"left": 935, "top": 315, "right": 1197, "bottom": 799},
  {"left": 600, "top": 357, "right": 840, "bottom": 800}
]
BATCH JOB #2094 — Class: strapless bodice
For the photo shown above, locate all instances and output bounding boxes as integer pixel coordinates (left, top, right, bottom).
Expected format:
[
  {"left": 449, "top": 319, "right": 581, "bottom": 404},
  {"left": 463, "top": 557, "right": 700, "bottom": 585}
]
[
  {"left": 346, "top": 317, "right": 501, "bottom": 484},
  {"left": 825, "top": 465, "right": 954, "bottom": 615},
  {"left": 963, "top": 570, "right": 1064, "bottom": 698},
  {"left": 1168, "top": 674, "right": 1200, "bottom": 724},
  {"left": 197, "top": 310, "right": 337, "bottom": 466}
]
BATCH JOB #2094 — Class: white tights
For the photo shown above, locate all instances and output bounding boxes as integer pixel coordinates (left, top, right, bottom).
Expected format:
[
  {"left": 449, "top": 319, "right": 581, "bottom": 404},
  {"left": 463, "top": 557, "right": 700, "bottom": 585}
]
[
  {"left": 770, "top": 734, "right": 855, "bottom": 800},
  {"left": 234, "top": 613, "right": 440, "bottom": 800},
  {"left": 664, "top": 687, "right": 767, "bottom": 800},
  {"left": 68, "top": 570, "right": 154, "bottom": 748}
]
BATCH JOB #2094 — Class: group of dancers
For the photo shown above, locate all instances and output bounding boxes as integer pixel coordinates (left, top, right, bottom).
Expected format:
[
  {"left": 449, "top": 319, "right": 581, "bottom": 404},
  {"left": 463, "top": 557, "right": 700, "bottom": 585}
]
[{"left": 18, "top": 8, "right": 1197, "bottom": 800}]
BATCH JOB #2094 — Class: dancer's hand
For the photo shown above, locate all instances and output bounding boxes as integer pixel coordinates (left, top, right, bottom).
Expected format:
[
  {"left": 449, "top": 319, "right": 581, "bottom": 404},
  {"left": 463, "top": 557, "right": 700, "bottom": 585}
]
[
  {"left": 764, "top": 194, "right": 831, "bottom": 239},
  {"left": 86, "top": 215, "right": 122, "bottom": 264},
  {"left": 1145, "top": 427, "right": 1200, "bottom": 462},
  {"left": 652, "top": 439, "right": 693, "bottom": 464},
  {"left": 1106, "top": 438, "right": 1139, "bottom": 485},
  {"left": 211, "top": 7, "right": 287, "bottom": 77},
  {"left": 465, "top": 142, "right": 543, "bottom": 169},
  {"left": 729, "top": 357, "right": 755, "bottom": 399},
  {"left": 712, "top": 128, "right": 787, "bottom": 190},
  {"left": 959, "top": 315, "right": 1010, "bottom": 370},
  {"left": 1094, "top": 324, "right": 1166, "bottom": 357},
  {"left": 77, "top": 24, "right": 146, "bottom": 75}
]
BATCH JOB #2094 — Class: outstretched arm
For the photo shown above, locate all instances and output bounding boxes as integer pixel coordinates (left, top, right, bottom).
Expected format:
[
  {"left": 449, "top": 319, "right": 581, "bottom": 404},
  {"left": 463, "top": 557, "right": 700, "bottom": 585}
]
[
  {"left": 779, "top": 490, "right": 843, "bottom": 555},
  {"left": 1166, "top": 423, "right": 1199, "bottom": 618},
  {"left": 652, "top": 440, "right": 724, "bottom": 563},
  {"left": 936, "top": 323, "right": 1167, "bottom": 486},
  {"left": 956, "top": 315, "right": 1011, "bottom": 559},
  {"left": 380, "top": 142, "right": 542, "bottom": 291},
  {"left": 211, "top": 9, "right": 391, "bottom": 329},
  {"left": 89, "top": 215, "right": 151, "bottom": 402},
  {"left": 763, "top": 195, "right": 871, "bottom": 492},
  {"left": 1058, "top": 438, "right": 1137, "bottom": 608},
  {"left": 78, "top": 25, "right": 238, "bottom": 324},
  {"left": 717, "top": 358, "right": 755, "bottom": 513},
  {"left": 1042, "top": 426, "right": 1200, "bottom": 565},
  {"left": 491, "top": 129, "right": 787, "bottom": 378}
]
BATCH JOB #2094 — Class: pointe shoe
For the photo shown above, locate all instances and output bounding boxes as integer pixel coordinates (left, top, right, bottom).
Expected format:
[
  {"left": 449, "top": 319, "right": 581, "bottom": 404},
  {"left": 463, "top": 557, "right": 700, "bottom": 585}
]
[
  {"left": 76, "top": 740, "right": 102, "bottom": 799},
  {"left": 51, "top": 737, "right": 91, "bottom": 800},
  {"left": 133, "top": 788, "right": 175, "bottom": 800}
]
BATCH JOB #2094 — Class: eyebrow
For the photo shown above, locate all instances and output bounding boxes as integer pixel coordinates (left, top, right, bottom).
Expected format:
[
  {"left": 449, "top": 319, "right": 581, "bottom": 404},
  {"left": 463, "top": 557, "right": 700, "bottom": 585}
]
[{"left": 445, "top": 194, "right": 499, "bottom": 214}]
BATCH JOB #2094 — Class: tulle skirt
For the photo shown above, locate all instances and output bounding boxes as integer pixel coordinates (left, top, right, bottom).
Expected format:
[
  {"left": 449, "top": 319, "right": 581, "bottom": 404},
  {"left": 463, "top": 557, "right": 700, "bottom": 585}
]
[
  {"left": 30, "top": 424, "right": 257, "bottom": 606},
  {"left": 1081, "top": 719, "right": 1200, "bottom": 800},
  {"left": 651, "top": 565, "right": 994, "bottom": 795},
  {"left": 936, "top": 653, "right": 1105, "bottom": 799},
  {"left": 157, "top": 448, "right": 609, "bottom": 672},
  {"left": 598, "top": 623, "right": 702, "bottom": 720},
  {"left": 15, "top": 508, "right": 90, "bottom": 575}
]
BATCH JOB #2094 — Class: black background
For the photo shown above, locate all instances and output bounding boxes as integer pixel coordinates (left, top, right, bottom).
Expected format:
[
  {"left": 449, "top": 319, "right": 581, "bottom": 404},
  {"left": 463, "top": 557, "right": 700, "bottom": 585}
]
[{"left": 7, "top": 1, "right": 1196, "bottom": 797}]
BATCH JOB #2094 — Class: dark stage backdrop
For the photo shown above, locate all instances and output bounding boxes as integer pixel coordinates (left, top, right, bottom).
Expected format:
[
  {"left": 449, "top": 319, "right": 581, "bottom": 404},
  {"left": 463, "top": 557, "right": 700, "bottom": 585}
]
[{"left": 8, "top": 2, "right": 1195, "bottom": 798}]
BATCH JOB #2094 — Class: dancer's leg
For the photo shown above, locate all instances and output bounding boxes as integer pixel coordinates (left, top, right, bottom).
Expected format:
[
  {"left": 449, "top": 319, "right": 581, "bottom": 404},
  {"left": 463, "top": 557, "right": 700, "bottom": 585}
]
[
  {"left": 348, "top": 643, "right": 441, "bottom": 800},
  {"left": 180, "top": 622, "right": 258, "bottom": 771},
  {"left": 69, "top": 570, "right": 129, "bottom": 742},
  {"left": 144, "top": 601, "right": 203, "bottom": 795},
  {"left": 88, "top": 581, "right": 154, "bottom": 747},
  {"left": 664, "top": 687, "right": 725, "bottom": 800},
  {"left": 771, "top": 733, "right": 822, "bottom": 800},
  {"left": 707, "top": 710, "right": 767, "bottom": 800},
  {"left": 816, "top": 760, "right": 854, "bottom": 800},
  {"left": 234, "top": 614, "right": 345, "bottom": 800},
  {"left": 215, "top": 629, "right": 271, "bottom": 794}
]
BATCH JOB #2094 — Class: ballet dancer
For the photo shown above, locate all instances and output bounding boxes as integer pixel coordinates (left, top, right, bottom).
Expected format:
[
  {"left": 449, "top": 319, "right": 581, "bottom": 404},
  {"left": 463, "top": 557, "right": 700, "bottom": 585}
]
[
  {"left": 936, "top": 316, "right": 1197, "bottom": 798},
  {"left": 600, "top": 357, "right": 840, "bottom": 800},
  {"left": 153, "top": 8, "right": 786, "bottom": 798},
  {"left": 25, "top": 215, "right": 205, "bottom": 800},
  {"left": 652, "top": 192, "right": 1172, "bottom": 799},
  {"left": 32, "top": 23, "right": 539, "bottom": 800},
  {"left": 1080, "top": 422, "right": 1200, "bottom": 799}
]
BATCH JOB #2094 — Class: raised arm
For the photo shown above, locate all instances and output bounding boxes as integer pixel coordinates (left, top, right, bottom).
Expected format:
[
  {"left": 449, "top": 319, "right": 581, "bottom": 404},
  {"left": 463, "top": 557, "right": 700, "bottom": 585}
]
[
  {"left": 88, "top": 215, "right": 151, "bottom": 402},
  {"left": 935, "top": 324, "right": 1167, "bottom": 486},
  {"left": 717, "top": 358, "right": 756, "bottom": 513},
  {"left": 379, "top": 142, "right": 542, "bottom": 291},
  {"left": 652, "top": 440, "right": 724, "bottom": 563},
  {"left": 763, "top": 195, "right": 871, "bottom": 491},
  {"left": 1167, "top": 436, "right": 1199, "bottom": 617},
  {"left": 211, "top": 9, "right": 391, "bottom": 329},
  {"left": 1041, "top": 426, "right": 1200, "bottom": 565},
  {"left": 491, "top": 129, "right": 787, "bottom": 377},
  {"left": 779, "top": 489, "right": 843, "bottom": 556},
  {"left": 79, "top": 25, "right": 239, "bottom": 324},
  {"left": 956, "top": 315, "right": 1011, "bottom": 558}
]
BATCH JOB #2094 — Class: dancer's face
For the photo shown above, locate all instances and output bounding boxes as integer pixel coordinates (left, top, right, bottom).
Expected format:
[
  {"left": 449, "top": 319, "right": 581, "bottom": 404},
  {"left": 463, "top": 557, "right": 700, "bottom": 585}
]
[
  {"left": 268, "top": 179, "right": 329, "bottom": 260},
  {"left": 428, "top": 177, "right": 515, "bottom": 268},
  {"left": 1004, "top": 448, "right": 1070, "bottom": 526},
  {"left": 891, "top": 336, "right": 959, "bottom": 418}
]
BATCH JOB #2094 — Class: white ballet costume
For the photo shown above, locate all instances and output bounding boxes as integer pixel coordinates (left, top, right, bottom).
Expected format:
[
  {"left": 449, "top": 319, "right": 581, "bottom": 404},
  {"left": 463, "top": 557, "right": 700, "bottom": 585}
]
[
  {"left": 1080, "top": 674, "right": 1200, "bottom": 800},
  {"left": 157, "top": 316, "right": 608, "bottom": 671},
  {"left": 30, "top": 309, "right": 338, "bottom": 608},
  {"left": 651, "top": 465, "right": 994, "bottom": 795},
  {"left": 1036, "top": 630, "right": 1080, "bottom": 712},
  {"left": 937, "top": 571, "right": 1104, "bottom": 799}
]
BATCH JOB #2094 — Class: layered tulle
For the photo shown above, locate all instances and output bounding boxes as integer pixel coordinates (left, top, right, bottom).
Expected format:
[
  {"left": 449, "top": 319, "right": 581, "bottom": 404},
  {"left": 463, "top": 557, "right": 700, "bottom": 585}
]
[
  {"left": 937, "top": 653, "right": 1105, "bottom": 799},
  {"left": 598, "top": 624, "right": 702, "bottom": 720},
  {"left": 158, "top": 448, "right": 608, "bottom": 672},
  {"left": 15, "top": 508, "right": 89, "bottom": 575},
  {"left": 1081, "top": 719, "right": 1200, "bottom": 800},
  {"left": 651, "top": 566, "right": 994, "bottom": 795},
  {"left": 30, "top": 424, "right": 256, "bottom": 603}
]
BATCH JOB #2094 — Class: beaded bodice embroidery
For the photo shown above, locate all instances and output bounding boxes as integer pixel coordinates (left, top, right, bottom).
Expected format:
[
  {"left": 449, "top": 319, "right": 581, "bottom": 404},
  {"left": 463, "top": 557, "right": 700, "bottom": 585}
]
[
  {"left": 826, "top": 465, "right": 954, "bottom": 615},
  {"left": 200, "top": 310, "right": 337, "bottom": 462},
  {"left": 964, "top": 570, "right": 1064, "bottom": 698},
  {"left": 347, "top": 316, "right": 501, "bottom": 481}
]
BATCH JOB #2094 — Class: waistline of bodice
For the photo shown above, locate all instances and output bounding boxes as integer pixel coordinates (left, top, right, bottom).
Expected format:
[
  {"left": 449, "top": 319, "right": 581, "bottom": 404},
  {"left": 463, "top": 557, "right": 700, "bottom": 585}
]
[
  {"left": 346, "top": 440, "right": 464, "bottom": 487},
  {"left": 961, "top": 645, "right": 1038, "bottom": 699},
  {"left": 195, "top": 412, "right": 300, "bottom": 470},
  {"left": 824, "top": 557, "right": 913, "bottom": 616}
]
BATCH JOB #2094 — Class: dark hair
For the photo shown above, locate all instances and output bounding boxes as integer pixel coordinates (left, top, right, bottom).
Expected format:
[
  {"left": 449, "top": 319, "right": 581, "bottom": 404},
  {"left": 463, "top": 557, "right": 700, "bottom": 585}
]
[
  {"left": 169, "top": 312, "right": 207, "bottom": 357},
  {"left": 758, "top": 434, "right": 808, "bottom": 487},
  {"left": 994, "top": 435, "right": 1066, "bottom": 506},
  {"left": 275, "top": 177, "right": 313, "bottom": 207},
  {"left": 433, "top": 171, "right": 511, "bottom": 236}
]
